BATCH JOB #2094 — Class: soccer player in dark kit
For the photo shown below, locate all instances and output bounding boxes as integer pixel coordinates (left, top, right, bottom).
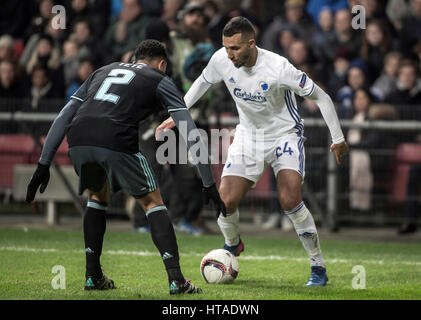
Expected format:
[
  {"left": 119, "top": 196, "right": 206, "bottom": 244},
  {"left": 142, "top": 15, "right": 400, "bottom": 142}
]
[{"left": 26, "top": 39, "right": 226, "bottom": 294}]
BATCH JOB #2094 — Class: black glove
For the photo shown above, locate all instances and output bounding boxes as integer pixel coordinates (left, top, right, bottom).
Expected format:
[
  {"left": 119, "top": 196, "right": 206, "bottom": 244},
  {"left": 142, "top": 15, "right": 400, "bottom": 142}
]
[
  {"left": 26, "top": 163, "right": 50, "bottom": 203},
  {"left": 202, "top": 183, "right": 227, "bottom": 218}
]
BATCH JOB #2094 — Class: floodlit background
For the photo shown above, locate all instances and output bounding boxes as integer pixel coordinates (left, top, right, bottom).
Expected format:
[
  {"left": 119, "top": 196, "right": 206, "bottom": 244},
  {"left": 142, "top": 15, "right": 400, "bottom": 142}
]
[{"left": 1, "top": 0, "right": 421, "bottom": 236}]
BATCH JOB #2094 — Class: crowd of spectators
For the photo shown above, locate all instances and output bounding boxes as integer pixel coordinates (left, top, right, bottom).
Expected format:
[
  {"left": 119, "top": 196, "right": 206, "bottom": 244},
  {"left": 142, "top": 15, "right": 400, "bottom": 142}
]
[
  {"left": 1, "top": 0, "right": 421, "bottom": 232},
  {"left": 1, "top": 0, "right": 420, "bottom": 122}
]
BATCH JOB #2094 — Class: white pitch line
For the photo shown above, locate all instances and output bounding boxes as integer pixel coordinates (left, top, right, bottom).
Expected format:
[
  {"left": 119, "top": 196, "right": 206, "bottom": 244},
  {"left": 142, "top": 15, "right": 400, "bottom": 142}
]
[{"left": 1, "top": 246, "right": 420, "bottom": 266}]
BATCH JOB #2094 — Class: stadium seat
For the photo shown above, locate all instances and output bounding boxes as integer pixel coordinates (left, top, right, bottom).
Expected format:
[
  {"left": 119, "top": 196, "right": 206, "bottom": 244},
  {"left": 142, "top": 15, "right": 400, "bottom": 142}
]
[
  {"left": 38, "top": 136, "right": 71, "bottom": 165},
  {"left": 0, "top": 135, "right": 36, "bottom": 190},
  {"left": 395, "top": 143, "right": 421, "bottom": 164},
  {"left": 0, "top": 134, "right": 71, "bottom": 191},
  {"left": 389, "top": 143, "right": 421, "bottom": 204}
]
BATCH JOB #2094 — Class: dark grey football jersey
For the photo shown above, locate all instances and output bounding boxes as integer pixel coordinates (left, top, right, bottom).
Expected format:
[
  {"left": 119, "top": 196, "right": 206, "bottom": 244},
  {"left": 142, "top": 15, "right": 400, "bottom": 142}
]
[{"left": 66, "top": 62, "right": 187, "bottom": 153}]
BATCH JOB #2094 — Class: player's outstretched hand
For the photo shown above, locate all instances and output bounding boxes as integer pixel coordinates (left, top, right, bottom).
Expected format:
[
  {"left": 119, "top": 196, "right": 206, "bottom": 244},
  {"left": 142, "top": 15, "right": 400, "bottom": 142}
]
[
  {"left": 202, "top": 184, "right": 227, "bottom": 218},
  {"left": 155, "top": 117, "right": 176, "bottom": 140},
  {"left": 330, "top": 141, "right": 349, "bottom": 165},
  {"left": 26, "top": 163, "right": 50, "bottom": 203}
]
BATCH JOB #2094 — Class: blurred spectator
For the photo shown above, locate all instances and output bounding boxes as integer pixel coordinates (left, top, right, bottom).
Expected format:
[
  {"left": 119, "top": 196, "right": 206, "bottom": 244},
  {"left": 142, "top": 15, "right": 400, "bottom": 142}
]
[
  {"left": 22, "top": 33, "right": 65, "bottom": 96},
  {"left": 61, "top": 39, "right": 89, "bottom": 87},
  {"left": 66, "top": 0, "right": 111, "bottom": 40},
  {"left": 24, "top": 34, "right": 61, "bottom": 74},
  {"left": 306, "top": 0, "right": 348, "bottom": 27},
  {"left": 203, "top": 0, "right": 227, "bottom": 49},
  {"left": 111, "top": 0, "right": 124, "bottom": 19},
  {"left": 144, "top": 18, "right": 178, "bottom": 82},
  {"left": 386, "top": 0, "right": 413, "bottom": 32},
  {"left": 24, "top": 0, "right": 54, "bottom": 42},
  {"left": 217, "top": 0, "right": 262, "bottom": 43},
  {"left": 312, "top": 8, "right": 336, "bottom": 60},
  {"left": 104, "top": 0, "right": 152, "bottom": 59},
  {"left": 29, "top": 64, "right": 62, "bottom": 111},
  {"left": 386, "top": 59, "right": 421, "bottom": 121},
  {"left": 347, "top": 88, "right": 375, "bottom": 212},
  {"left": 170, "top": 1, "right": 212, "bottom": 92},
  {"left": 326, "top": 46, "right": 351, "bottom": 97},
  {"left": 336, "top": 59, "right": 372, "bottom": 119},
  {"left": 20, "top": 18, "right": 67, "bottom": 70},
  {"left": 27, "top": 63, "right": 63, "bottom": 136},
  {"left": 162, "top": 0, "right": 185, "bottom": 30},
  {"left": 399, "top": 0, "right": 421, "bottom": 55},
  {"left": 359, "top": 0, "right": 391, "bottom": 24},
  {"left": 360, "top": 19, "right": 395, "bottom": 80},
  {"left": 66, "top": 58, "right": 95, "bottom": 100},
  {"left": 272, "top": 24, "right": 299, "bottom": 58},
  {"left": 0, "top": 59, "right": 26, "bottom": 101},
  {"left": 288, "top": 39, "right": 318, "bottom": 75},
  {"left": 318, "top": 9, "right": 361, "bottom": 69},
  {"left": 68, "top": 18, "right": 113, "bottom": 65},
  {"left": 0, "top": 59, "right": 27, "bottom": 133},
  {"left": 371, "top": 51, "right": 402, "bottom": 101},
  {"left": 262, "top": 0, "right": 316, "bottom": 52},
  {"left": 0, "top": 35, "right": 16, "bottom": 61}
]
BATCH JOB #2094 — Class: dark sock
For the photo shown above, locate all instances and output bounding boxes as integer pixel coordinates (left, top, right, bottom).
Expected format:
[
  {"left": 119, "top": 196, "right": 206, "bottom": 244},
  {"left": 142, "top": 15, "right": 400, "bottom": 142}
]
[
  {"left": 146, "top": 206, "right": 184, "bottom": 283},
  {"left": 83, "top": 199, "right": 107, "bottom": 278}
]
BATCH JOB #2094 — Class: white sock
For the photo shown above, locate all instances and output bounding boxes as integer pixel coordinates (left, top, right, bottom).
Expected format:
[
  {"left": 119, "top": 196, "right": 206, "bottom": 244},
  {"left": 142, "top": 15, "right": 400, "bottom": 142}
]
[
  {"left": 285, "top": 202, "right": 325, "bottom": 268},
  {"left": 217, "top": 209, "right": 240, "bottom": 246}
]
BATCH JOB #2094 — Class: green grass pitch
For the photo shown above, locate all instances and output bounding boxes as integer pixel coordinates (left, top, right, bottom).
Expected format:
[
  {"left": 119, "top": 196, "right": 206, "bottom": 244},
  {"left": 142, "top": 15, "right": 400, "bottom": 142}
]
[{"left": 0, "top": 228, "right": 420, "bottom": 300}]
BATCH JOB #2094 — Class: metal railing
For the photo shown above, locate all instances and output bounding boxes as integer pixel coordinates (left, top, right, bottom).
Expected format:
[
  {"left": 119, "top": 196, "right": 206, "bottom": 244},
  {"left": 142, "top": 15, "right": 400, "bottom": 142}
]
[{"left": 1, "top": 111, "right": 421, "bottom": 230}]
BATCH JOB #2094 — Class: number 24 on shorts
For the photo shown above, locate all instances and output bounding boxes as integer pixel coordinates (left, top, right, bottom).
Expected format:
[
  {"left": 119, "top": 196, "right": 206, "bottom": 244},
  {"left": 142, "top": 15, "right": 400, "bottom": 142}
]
[{"left": 275, "top": 141, "right": 293, "bottom": 158}]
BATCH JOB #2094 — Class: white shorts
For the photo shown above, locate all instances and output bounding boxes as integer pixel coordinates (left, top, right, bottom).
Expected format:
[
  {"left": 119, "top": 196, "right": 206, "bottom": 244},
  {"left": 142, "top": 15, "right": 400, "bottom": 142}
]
[{"left": 221, "top": 131, "right": 306, "bottom": 187}]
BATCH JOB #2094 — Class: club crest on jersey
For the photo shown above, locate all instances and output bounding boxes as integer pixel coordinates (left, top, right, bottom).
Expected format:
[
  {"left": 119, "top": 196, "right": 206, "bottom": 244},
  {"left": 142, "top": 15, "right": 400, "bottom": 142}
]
[
  {"left": 233, "top": 88, "right": 267, "bottom": 103},
  {"left": 299, "top": 73, "right": 307, "bottom": 88},
  {"left": 229, "top": 77, "right": 236, "bottom": 83},
  {"left": 259, "top": 81, "right": 269, "bottom": 91}
]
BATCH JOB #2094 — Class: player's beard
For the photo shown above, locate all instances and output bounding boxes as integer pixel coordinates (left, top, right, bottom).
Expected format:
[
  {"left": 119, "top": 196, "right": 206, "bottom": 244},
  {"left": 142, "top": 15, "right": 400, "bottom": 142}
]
[{"left": 232, "top": 51, "right": 250, "bottom": 68}]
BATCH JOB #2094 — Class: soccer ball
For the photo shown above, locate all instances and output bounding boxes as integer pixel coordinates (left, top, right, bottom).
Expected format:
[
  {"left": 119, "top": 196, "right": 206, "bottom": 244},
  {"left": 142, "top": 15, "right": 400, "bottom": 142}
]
[{"left": 200, "top": 249, "right": 239, "bottom": 284}]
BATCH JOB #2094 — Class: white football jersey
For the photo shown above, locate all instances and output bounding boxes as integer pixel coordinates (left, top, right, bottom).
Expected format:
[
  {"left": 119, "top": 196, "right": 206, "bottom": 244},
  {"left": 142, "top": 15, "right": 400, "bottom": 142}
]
[{"left": 202, "top": 46, "right": 315, "bottom": 140}]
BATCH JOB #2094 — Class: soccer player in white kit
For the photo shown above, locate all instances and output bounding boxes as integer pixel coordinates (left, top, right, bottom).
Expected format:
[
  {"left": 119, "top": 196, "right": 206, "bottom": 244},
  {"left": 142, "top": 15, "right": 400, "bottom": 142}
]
[{"left": 156, "top": 17, "right": 349, "bottom": 286}]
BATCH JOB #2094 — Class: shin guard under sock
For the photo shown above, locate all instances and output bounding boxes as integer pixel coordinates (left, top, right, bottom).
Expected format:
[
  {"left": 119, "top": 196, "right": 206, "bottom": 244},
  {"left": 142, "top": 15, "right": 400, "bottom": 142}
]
[
  {"left": 285, "top": 202, "right": 325, "bottom": 267},
  {"left": 84, "top": 199, "right": 107, "bottom": 278},
  {"left": 146, "top": 205, "right": 184, "bottom": 283}
]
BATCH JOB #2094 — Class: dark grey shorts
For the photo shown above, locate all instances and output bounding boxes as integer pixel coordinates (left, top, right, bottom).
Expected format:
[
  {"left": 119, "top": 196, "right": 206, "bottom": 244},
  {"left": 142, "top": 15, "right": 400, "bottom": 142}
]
[{"left": 68, "top": 146, "right": 158, "bottom": 198}]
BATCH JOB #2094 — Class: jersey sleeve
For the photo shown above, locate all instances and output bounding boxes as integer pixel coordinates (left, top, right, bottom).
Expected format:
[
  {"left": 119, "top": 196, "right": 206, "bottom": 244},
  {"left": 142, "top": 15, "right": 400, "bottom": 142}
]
[
  {"left": 70, "top": 71, "right": 96, "bottom": 103},
  {"left": 201, "top": 50, "right": 223, "bottom": 84},
  {"left": 280, "top": 60, "right": 315, "bottom": 97},
  {"left": 156, "top": 76, "right": 188, "bottom": 113}
]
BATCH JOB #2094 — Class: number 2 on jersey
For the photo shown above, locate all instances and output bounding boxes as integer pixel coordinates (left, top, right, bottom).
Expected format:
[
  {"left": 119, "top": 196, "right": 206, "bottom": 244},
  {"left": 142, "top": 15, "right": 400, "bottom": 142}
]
[{"left": 94, "top": 69, "right": 135, "bottom": 104}]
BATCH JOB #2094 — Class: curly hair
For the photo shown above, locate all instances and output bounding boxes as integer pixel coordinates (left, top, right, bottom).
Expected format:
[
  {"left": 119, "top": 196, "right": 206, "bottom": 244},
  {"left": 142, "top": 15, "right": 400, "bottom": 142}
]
[{"left": 132, "top": 39, "right": 168, "bottom": 62}]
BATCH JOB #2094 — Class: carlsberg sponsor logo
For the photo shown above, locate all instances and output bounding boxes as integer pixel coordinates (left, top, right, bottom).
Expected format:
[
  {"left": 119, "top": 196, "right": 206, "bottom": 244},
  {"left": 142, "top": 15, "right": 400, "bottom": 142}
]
[{"left": 233, "top": 88, "right": 266, "bottom": 103}]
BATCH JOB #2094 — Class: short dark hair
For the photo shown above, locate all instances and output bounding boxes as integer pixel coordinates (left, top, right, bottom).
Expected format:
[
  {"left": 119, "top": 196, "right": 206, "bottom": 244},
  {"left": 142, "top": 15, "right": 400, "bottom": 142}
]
[
  {"left": 133, "top": 39, "right": 168, "bottom": 62},
  {"left": 223, "top": 16, "right": 255, "bottom": 38}
]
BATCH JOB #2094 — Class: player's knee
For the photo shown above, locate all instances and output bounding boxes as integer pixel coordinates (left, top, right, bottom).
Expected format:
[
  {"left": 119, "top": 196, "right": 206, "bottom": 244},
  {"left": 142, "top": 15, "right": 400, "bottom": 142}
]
[
  {"left": 220, "top": 196, "right": 238, "bottom": 214},
  {"left": 279, "top": 193, "right": 302, "bottom": 212}
]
